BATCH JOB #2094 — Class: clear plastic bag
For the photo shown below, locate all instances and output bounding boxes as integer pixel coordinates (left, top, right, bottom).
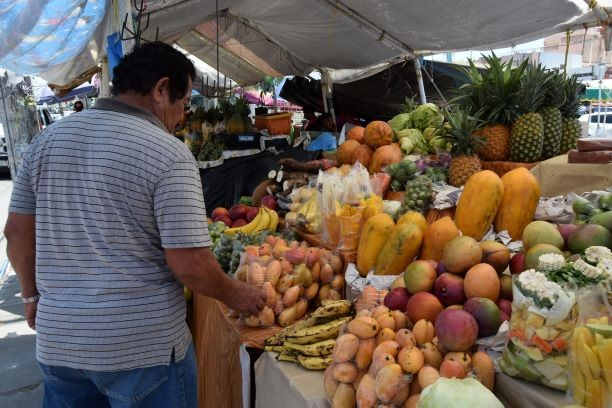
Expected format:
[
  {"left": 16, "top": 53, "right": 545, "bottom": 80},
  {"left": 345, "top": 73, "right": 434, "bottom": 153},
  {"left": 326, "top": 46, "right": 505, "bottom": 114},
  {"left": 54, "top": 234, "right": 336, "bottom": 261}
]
[
  {"left": 567, "top": 284, "right": 611, "bottom": 407},
  {"left": 499, "top": 273, "right": 577, "bottom": 391}
]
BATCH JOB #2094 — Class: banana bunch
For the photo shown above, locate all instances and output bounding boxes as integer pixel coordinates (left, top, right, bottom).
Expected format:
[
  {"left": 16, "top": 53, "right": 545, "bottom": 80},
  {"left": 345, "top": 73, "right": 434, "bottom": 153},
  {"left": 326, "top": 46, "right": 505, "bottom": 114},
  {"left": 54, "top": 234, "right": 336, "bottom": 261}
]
[
  {"left": 223, "top": 207, "right": 279, "bottom": 236},
  {"left": 570, "top": 316, "right": 611, "bottom": 408},
  {"left": 264, "top": 300, "right": 352, "bottom": 370}
]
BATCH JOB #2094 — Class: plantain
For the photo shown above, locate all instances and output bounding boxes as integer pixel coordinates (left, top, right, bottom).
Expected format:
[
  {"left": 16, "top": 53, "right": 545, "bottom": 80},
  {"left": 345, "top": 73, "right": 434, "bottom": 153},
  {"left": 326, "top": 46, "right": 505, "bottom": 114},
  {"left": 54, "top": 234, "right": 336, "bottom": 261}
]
[
  {"left": 286, "top": 316, "right": 351, "bottom": 345},
  {"left": 284, "top": 339, "right": 336, "bottom": 357},
  {"left": 277, "top": 351, "right": 299, "bottom": 363},
  {"left": 284, "top": 315, "right": 319, "bottom": 337},
  {"left": 297, "top": 355, "right": 333, "bottom": 370},
  {"left": 310, "top": 300, "right": 352, "bottom": 319},
  {"left": 264, "top": 345, "right": 286, "bottom": 353}
]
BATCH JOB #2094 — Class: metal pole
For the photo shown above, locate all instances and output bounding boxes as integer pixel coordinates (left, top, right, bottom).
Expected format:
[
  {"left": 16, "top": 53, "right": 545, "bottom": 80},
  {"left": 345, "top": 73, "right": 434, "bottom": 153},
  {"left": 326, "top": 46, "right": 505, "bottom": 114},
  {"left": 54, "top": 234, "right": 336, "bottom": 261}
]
[
  {"left": 414, "top": 55, "right": 427, "bottom": 104},
  {"left": 216, "top": 0, "right": 220, "bottom": 98},
  {"left": 100, "top": 57, "right": 110, "bottom": 98}
]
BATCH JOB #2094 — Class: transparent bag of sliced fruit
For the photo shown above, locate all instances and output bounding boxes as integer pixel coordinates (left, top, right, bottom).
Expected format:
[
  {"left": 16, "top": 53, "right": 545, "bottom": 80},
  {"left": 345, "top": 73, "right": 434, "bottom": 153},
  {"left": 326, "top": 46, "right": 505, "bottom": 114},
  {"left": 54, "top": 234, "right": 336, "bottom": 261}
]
[
  {"left": 567, "top": 283, "right": 611, "bottom": 408},
  {"left": 500, "top": 270, "right": 577, "bottom": 390}
]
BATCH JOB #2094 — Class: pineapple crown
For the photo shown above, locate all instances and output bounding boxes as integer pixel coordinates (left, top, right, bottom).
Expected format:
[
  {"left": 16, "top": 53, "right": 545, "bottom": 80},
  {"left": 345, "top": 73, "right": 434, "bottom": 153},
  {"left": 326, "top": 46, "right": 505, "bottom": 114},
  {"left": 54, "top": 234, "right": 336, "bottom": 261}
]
[
  {"left": 452, "top": 52, "right": 527, "bottom": 126},
  {"left": 441, "top": 106, "right": 486, "bottom": 157},
  {"left": 515, "top": 63, "right": 551, "bottom": 115},
  {"left": 559, "top": 75, "right": 584, "bottom": 119},
  {"left": 540, "top": 69, "right": 566, "bottom": 109}
]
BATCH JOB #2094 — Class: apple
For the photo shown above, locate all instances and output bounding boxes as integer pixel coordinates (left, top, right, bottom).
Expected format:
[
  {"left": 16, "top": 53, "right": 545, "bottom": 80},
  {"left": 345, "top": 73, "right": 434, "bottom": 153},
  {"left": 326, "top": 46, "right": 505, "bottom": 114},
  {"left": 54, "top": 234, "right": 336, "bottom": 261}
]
[
  {"left": 260, "top": 195, "right": 278, "bottom": 211},
  {"left": 215, "top": 215, "right": 232, "bottom": 227},
  {"left": 228, "top": 204, "right": 249, "bottom": 221},
  {"left": 509, "top": 251, "right": 526, "bottom": 275},
  {"left": 232, "top": 218, "right": 248, "bottom": 228},
  {"left": 212, "top": 207, "right": 229, "bottom": 220},
  {"left": 246, "top": 206, "right": 260, "bottom": 222}
]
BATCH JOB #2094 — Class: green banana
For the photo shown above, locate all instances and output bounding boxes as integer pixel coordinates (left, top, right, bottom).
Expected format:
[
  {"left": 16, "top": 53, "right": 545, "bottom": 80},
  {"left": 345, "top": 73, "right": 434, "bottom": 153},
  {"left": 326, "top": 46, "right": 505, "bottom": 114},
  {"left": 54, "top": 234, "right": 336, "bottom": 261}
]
[
  {"left": 286, "top": 316, "right": 351, "bottom": 345},
  {"left": 297, "top": 355, "right": 333, "bottom": 370},
  {"left": 284, "top": 339, "right": 336, "bottom": 357},
  {"left": 310, "top": 300, "right": 352, "bottom": 319}
]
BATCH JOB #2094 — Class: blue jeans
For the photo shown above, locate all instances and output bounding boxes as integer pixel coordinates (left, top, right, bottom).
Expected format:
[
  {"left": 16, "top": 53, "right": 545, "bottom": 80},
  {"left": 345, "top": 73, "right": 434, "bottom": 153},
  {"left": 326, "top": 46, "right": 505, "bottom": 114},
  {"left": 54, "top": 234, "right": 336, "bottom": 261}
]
[{"left": 38, "top": 342, "right": 197, "bottom": 408}]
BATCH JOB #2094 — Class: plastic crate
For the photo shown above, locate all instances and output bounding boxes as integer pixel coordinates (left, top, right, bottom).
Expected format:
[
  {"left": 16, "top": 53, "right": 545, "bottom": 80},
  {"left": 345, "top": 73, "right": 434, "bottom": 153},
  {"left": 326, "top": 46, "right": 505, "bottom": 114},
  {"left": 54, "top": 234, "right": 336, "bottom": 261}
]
[{"left": 255, "top": 112, "right": 292, "bottom": 135}]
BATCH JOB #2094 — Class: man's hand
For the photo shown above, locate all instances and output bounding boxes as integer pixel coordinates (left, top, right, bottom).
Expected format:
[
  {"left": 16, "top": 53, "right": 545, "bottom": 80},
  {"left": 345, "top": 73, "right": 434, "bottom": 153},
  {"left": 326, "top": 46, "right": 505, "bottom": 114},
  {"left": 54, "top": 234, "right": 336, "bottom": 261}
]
[
  {"left": 24, "top": 302, "right": 37, "bottom": 330},
  {"left": 224, "top": 280, "right": 266, "bottom": 316}
]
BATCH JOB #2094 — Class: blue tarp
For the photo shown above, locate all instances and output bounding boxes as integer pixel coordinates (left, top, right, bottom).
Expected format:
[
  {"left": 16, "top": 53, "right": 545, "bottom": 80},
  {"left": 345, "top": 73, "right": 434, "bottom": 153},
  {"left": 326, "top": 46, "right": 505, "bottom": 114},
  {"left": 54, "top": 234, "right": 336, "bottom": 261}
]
[{"left": 0, "top": 0, "right": 107, "bottom": 74}]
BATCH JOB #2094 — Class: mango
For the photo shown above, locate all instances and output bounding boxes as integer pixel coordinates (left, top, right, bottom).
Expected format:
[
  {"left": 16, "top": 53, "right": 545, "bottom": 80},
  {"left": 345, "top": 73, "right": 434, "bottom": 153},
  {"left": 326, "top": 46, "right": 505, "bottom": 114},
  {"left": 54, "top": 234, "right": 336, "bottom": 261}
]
[{"left": 348, "top": 317, "right": 380, "bottom": 339}]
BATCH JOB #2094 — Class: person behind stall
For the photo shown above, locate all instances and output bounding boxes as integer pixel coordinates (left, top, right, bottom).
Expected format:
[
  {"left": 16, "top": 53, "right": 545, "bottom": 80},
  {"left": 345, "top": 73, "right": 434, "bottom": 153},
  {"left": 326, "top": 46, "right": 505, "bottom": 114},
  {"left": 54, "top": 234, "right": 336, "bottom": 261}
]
[
  {"left": 318, "top": 112, "right": 337, "bottom": 132},
  {"left": 4, "top": 41, "right": 264, "bottom": 408},
  {"left": 73, "top": 100, "right": 84, "bottom": 112},
  {"left": 302, "top": 104, "right": 320, "bottom": 131}
]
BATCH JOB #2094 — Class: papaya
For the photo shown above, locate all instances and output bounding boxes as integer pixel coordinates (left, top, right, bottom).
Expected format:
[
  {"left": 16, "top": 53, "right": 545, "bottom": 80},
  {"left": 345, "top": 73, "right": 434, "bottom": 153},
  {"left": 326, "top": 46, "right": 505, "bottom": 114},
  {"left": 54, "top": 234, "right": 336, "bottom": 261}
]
[
  {"left": 374, "top": 223, "right": 422, "bottom": 275},
  {"left": 356, "top": 213, "right": 395, "bottom": 276},
  {"left": 396, "top": 211, "right": 428, "bottom": 233},
  {"left": 494, "top": 167, "right": 541, "bottom": 240},
  {"left": 419, "top": 216, "right": 459, "bottom": 261},
  {"left": 455, "top": 170, "right": 504, "bottom": 241}
]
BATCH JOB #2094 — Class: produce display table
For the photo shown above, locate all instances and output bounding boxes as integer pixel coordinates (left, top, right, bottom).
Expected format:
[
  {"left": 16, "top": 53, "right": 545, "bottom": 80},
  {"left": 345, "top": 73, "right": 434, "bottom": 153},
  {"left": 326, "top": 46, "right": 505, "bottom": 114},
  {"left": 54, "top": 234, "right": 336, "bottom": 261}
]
[
  {"left": 254, "top": 351, "right": 570, "bottom": 408},
  {"left": 255, "top": 351, "right": 329, "bottom": 408},
  {"left": 530, "top": 154, "right": 612, "bottom": 196},
  {"left": 192, "top": 294, "right": 283, "bottom": 408},
  {"left": 495, "top": 372, "right": 568, "bottom": 408}
]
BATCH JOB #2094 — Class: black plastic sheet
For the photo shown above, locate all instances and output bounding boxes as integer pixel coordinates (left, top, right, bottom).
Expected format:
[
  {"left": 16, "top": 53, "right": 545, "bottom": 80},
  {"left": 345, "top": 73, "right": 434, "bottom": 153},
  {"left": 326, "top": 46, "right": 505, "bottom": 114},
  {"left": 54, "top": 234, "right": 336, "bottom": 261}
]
[{"left": 199, "top": 148, "right": 320, "bottom": 214}]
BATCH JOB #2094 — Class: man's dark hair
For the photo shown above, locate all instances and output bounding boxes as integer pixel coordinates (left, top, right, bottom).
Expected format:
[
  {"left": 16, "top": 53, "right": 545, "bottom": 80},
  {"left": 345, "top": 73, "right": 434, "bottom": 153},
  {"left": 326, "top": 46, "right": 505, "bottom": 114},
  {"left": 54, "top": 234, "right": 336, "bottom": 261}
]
[
  {"left": 74, "top": 101, "right": 84, "bottom": 109},
  {"left": 302, "top": 104, "right": 315, "bottom": 115},
  {"left": 112, "top": 42, "right": 196, "bottom": 102}
]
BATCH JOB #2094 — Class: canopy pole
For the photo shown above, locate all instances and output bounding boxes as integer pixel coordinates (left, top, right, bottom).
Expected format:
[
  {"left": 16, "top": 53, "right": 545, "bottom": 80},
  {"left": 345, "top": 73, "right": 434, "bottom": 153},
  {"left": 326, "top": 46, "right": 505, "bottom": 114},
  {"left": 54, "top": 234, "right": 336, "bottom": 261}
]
[
  {"left": 100, "top": 57, "right": 111, "bottom": 98},
  {"left": 414, "top": 55, "right": 427, "bottom": 104},
  {"left": 321, "top": 70, "right": 337, "bottom": 130}
]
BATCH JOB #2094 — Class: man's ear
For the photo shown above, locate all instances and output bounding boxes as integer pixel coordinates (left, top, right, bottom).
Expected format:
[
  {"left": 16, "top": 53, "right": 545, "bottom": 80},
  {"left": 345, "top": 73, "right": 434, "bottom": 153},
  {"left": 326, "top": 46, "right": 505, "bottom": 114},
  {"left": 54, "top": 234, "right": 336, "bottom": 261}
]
[{"left": 151, "top": 77, "right": 170, "bottom": 103}]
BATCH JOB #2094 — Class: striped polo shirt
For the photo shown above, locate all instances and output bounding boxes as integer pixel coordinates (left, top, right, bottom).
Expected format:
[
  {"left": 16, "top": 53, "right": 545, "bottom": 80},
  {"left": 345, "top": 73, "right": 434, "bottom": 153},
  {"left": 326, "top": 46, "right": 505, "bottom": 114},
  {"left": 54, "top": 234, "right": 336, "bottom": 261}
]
[{"left": 8, "top": 98, "right": 210, "bottom": 371}]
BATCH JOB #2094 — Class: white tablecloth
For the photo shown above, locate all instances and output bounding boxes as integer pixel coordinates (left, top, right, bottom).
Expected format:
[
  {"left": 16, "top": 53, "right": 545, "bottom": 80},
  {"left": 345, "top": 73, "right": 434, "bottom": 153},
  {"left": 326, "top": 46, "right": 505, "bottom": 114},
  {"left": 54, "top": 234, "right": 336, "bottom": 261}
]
[
  {"left": 254, "top": 352, "right": 570, "bottom": 408},
  {"left": 254, "top": 352, "right": 330, "bottom": 408}
]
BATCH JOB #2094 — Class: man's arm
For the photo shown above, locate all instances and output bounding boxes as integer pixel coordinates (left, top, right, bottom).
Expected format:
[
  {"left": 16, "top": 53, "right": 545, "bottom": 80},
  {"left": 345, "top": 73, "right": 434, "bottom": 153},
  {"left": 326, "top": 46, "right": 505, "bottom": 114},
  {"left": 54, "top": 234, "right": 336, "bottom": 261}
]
[
  {"left": 165, "top": 247, "right": 265, "bottom": 317},
  {"left": 4, "top": 213, "right": 37, "bottom": 329}
]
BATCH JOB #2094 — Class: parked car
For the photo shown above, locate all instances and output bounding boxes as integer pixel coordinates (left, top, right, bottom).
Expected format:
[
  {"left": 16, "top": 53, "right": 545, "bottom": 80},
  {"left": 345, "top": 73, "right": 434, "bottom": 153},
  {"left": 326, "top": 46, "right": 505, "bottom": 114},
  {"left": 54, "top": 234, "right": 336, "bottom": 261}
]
[
  {"left": 0, "top": 124, "right": 8, "bottom": 173},
  {"left": 578, "top": 113, "right": 612, "bottom": 138},
  {"left": 37, "top": 107, "right": 54, "bottom": 130}
]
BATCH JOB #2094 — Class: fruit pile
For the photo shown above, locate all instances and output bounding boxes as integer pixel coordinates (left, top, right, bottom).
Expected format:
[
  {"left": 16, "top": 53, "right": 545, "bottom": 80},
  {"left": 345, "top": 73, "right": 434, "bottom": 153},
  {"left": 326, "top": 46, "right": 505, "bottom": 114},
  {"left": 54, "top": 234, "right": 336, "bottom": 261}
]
[
  {"left": 283, "top": 187, "right": 321, "bottom": 234},
  {"left": 337, "top": 121, "right": 403, "bottom": 173},
  {"left": 211, "top": 202, "right": 278, "bottom": 232},
  {"left": 323, "top": 287, "right": 495, "bottom": 407},
  {"left": 569, "top": 317, "right": 611, "bottom": 408},
  {"left": 264, "top": 300, "right": 353, "bottom": 370},
  {"left": 233, "top": 236, "right": 346, "bottom": 327}
]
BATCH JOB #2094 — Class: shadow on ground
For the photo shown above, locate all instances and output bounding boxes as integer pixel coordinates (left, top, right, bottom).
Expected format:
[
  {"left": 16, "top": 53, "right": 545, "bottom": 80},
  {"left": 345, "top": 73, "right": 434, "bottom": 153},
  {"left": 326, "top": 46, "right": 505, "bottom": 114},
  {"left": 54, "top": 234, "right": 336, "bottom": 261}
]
[{"left": 0, "top": 274, "right": 43, "bottom": 407}]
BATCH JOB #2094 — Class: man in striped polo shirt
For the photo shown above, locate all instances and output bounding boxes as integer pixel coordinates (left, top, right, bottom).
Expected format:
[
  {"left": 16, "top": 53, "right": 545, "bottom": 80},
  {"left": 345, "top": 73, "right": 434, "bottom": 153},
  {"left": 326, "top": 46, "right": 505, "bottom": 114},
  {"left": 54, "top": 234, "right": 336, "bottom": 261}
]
[{"left": 4, "top": 42, "right": 264, "bottom": 407}]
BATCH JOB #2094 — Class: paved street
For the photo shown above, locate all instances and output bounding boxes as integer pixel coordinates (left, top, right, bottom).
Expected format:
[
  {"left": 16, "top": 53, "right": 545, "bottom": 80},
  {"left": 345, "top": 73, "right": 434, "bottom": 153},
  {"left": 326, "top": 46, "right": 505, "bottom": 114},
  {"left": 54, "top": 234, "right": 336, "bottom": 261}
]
[{"left": 0, "top": 173, "right": 44, "bottom": 407}]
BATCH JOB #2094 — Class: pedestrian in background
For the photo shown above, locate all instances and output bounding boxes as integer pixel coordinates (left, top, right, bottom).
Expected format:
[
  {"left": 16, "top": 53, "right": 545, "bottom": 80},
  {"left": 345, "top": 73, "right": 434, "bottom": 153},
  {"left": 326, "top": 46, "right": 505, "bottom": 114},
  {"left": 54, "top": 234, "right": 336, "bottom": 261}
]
[{"left": 4, "top": 41, "right": 264, "bottom": 408}]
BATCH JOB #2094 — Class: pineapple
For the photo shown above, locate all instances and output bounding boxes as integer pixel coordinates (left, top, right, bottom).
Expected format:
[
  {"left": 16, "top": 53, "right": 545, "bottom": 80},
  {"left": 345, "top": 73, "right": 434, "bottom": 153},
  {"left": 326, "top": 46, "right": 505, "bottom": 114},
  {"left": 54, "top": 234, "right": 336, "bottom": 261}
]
[
  {"left": 223, "top": 96, "right": 252, "bottom": 134},
  {"left": 559, "top": 75, "right": 583, "bottom": 154},
  {"left": 509, "top": 64, "right": 550, "bottom": 163},
  {"left": 453, "top": 53, "right": 526, "bottom": 161},
  {"left": 442, "top": 107, "right": 486, "bottom": 187},
  {"left": 538, "top": 70, "right": 564, "bottom": 160}
]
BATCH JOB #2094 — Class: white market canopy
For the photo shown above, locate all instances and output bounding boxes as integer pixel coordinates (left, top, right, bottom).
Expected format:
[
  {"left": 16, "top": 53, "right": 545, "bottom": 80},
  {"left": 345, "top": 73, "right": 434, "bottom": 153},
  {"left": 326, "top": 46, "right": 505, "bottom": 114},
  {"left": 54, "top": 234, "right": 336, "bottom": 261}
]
[{"left": 2, "top": 0, "right": 612, "bottom": 88}]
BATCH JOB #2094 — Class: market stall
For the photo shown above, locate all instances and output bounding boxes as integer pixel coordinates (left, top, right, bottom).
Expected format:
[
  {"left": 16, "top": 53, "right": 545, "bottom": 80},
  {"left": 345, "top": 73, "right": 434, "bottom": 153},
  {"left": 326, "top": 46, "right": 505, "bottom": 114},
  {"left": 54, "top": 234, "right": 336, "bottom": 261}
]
[{"left": 2, "top": 3, "right": 612, "bottom": 408}]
